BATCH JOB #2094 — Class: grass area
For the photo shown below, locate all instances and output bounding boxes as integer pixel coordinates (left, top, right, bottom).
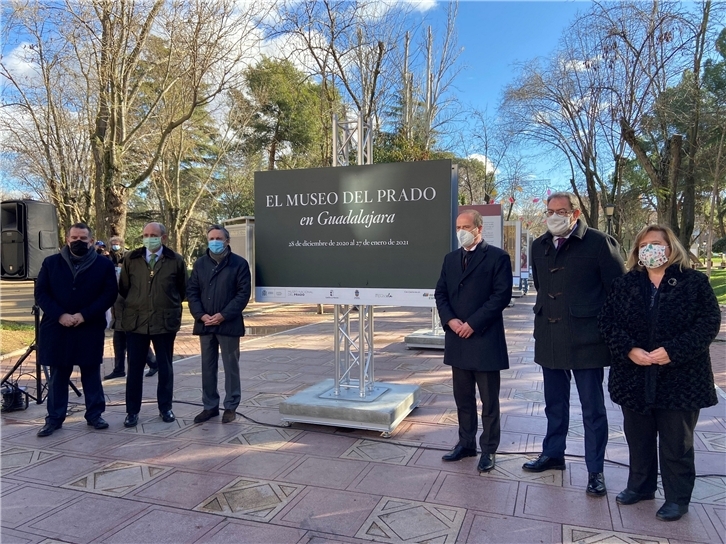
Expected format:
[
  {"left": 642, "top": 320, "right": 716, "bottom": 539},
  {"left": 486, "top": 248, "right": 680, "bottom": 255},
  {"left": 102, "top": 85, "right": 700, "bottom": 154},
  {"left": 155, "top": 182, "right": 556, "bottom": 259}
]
[
  {"left": 0, "top": 321, "right": 35, "bottom": 355},
  {"left": 710, "top": 268, "right": 726, "bottom": 305},
  {"left": 0, "top": 320, "right": 35, "bottom": 331}
]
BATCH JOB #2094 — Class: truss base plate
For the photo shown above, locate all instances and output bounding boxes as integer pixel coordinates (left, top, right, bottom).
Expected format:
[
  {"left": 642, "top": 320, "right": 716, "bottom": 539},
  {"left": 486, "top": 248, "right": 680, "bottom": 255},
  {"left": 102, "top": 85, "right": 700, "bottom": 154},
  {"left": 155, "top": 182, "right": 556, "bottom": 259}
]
[
  {"left": 319, "top": 384, "right": 389, "bottom": 402},
  {"left": 279, "top": 379, "right": 420, "bottom": 433},
  {"left": 404, "top": 329, "right": 445, "bottom": 350}
]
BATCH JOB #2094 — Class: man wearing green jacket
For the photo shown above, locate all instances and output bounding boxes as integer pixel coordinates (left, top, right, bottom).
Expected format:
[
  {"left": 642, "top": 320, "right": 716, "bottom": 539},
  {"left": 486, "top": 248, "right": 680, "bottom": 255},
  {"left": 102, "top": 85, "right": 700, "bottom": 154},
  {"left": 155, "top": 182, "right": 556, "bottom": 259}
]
[{"left": 119, "top": 222, "right": 187, "bottom": 427}]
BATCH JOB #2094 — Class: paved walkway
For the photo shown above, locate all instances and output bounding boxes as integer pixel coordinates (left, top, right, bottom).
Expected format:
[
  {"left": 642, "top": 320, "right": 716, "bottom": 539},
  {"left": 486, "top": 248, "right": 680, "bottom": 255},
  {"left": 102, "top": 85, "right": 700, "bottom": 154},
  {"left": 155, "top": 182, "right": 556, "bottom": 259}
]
[{"left": 1, "top": 296, "right": 725, "bottom": 544}]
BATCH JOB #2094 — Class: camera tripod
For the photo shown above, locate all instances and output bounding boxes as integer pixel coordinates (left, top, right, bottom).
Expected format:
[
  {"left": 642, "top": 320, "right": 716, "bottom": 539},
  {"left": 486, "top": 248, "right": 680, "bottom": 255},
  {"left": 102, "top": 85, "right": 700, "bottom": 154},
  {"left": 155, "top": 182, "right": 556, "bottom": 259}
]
[{"left": 1, "top": 297, "right": 81, "bottom": 409}]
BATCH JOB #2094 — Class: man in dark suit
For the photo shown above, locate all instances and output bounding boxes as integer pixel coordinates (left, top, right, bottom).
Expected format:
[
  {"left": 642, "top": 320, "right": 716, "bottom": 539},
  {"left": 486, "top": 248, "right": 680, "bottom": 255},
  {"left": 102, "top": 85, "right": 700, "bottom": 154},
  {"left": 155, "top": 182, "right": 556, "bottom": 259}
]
[
  {"left": 435, "top": 209, "right": 513, "bottom": 473},
  {"left": 35, "top": 222, "right": 118, "bottom": 436},
  {"left": 525, "top": 192, "right": 625, "bottom": 496}
]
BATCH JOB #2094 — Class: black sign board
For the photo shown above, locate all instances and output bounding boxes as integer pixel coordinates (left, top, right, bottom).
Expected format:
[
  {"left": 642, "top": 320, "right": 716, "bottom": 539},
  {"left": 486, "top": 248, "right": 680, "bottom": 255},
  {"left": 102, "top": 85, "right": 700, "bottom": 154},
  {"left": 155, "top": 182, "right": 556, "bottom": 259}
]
[{"left": 254, "top": 160, "right": 457, "bottom": 306}]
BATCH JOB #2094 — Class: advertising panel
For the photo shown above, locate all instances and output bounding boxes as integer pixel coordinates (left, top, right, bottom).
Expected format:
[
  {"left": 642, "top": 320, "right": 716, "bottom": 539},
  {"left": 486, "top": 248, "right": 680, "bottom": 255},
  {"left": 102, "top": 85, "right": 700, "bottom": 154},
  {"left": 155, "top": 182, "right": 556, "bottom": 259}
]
[{"left": 254, "top": 160, "right": 457, "bottom": 306}]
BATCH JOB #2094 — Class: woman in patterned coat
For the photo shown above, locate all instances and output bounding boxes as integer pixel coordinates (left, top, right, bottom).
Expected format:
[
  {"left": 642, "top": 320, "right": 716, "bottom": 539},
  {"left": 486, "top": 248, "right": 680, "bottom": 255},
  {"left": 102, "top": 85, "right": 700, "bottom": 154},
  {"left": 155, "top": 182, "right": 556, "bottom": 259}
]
[{"left": 599, "top": 225, "right": 720, "bottom": 522}]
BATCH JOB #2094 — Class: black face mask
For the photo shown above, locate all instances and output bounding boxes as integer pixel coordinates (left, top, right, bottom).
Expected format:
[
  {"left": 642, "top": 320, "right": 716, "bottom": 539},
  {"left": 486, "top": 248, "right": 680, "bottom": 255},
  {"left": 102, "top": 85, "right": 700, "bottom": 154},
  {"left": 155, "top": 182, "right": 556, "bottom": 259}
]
[{"left": 69, "top": 240, "right": 90, "bottom": 256}]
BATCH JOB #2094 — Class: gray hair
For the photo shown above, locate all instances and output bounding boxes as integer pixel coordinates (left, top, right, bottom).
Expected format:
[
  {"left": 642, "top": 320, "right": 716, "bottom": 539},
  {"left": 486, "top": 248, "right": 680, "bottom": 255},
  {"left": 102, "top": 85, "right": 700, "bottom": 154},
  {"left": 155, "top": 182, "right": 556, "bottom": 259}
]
[
  {"left": 546, "top": 192, "right": 578, "bottom": 210},
  {"left": 144, "top": 222, "right": 167, "bottom": 236},
  {"left": 207, "top": 224, "right": 230, "bottom": 241}
]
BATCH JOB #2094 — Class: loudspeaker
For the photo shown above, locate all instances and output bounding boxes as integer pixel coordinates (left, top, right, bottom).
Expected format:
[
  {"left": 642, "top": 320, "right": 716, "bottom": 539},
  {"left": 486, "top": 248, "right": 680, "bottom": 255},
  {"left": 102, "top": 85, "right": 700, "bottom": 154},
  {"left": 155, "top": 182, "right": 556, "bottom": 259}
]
[{"left": 1, "top": 200, "right": 59, "bottom": 280}]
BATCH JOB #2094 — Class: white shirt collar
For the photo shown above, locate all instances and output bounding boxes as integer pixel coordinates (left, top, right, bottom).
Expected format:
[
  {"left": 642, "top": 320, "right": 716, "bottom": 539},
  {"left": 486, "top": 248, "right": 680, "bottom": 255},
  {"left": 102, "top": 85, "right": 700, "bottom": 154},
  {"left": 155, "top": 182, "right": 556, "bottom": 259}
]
[{"left": 145, "top": 247, "right": 163, "bottom": 262}]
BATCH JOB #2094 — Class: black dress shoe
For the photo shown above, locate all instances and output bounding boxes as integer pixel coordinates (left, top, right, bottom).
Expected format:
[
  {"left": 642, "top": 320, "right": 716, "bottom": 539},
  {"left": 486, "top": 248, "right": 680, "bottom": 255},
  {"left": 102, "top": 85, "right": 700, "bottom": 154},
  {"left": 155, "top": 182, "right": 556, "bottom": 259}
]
[
  {"left": 442, "top": 445, "right": 477, "bottom": 462},
  {"left": 103, "top": 370, "right": 126, "bottom": 380},
  {"left": 522, "top": 455, "right": 566, "bottom": 472},
  {"left": 194, "top": 408, "right": 220, "bottom": 423},
  {"left": 656, "top": 502, "right": 688, "bottom": 521},
  {"left": 87, "top": 417, "right": 109, "bottom": 430},
  {"left": 586, "top": 472, "right": 607, "bottom": 496},
  {"left": 145, "top": 367, "right": 158, "bottom": 378},
  {"left": 616, "top": 488, "right": 656, "bottom": 505},
  {"left": 37, "top": 422, "right": 61, "bottom": 437},
  {"left": 477, "top": 453, "right": 496, "bottom": 473},
  {"left": 124, "top": 413, "right": 138, "bottom": 427},
  {"left": 160, "top": 410, "right": 175, "bottom": 423}
]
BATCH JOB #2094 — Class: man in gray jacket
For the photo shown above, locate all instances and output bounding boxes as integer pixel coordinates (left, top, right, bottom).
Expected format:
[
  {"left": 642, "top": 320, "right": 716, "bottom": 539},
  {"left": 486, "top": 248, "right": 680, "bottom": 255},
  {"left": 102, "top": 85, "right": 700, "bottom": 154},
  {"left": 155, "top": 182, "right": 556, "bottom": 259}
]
[
  {"left": 119, "top": 222, "right": 187, "bottom": 427},
  {"left": 187, "top": 225, "right": 251, "bottom": 424}
]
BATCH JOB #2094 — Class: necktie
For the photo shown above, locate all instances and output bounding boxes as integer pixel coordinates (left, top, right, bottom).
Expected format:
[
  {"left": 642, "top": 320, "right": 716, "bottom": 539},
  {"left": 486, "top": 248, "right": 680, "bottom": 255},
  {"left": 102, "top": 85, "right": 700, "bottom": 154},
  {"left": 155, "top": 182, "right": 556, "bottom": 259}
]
[
  {"left": 463, "top": 250, "right": 472, "bottom": 270},
  {"left": 149, "top": 254, "right": 157, "bottom": 268},
  {"left": 556, "top": 238, "right": 565, "bottom": 250}
]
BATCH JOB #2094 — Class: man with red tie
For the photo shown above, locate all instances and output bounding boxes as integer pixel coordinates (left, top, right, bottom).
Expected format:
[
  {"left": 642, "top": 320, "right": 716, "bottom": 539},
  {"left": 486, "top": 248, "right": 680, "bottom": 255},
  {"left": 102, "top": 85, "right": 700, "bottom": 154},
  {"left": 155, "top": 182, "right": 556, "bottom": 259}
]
[{"left": 525, "top": 192, "right": 624, "bottom": 497}]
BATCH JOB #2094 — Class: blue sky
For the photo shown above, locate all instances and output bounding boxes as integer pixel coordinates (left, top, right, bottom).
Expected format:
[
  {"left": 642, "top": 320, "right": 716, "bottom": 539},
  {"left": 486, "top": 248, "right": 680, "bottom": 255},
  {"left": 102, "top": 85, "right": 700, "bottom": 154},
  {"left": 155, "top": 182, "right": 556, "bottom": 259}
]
[
  {"left": 414, "top": 1, "right": 589, "bottom": 189},
  {"left": 453, "top": 1, "right": 585, "bottom": 112}
]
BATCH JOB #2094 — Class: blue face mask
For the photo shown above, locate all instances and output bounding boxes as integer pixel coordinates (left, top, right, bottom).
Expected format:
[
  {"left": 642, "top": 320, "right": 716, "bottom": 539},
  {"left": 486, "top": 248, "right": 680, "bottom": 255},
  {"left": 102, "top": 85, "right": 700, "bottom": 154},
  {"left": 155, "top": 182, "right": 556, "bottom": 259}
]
[{"left": 208, "top": 240, "right": 226, "bottom": 254}]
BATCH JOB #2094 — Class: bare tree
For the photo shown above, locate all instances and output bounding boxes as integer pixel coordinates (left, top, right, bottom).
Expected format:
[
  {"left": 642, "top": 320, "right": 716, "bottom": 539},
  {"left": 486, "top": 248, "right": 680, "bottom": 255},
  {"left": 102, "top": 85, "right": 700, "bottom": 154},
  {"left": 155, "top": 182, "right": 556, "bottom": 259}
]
[
  {"left": 595, "top": 0, "right": 720, "bottom": 246},
  {"left": 417, "top": 2, "right": 464, "bottom": 151},
  {"left": 69, "top": 0, "right": 266, "bottom": 239},
  {"left": 1, "top": 1, "right": 94, "bottom": 229},
  {"left": 500, "top": 44, "right": 607, "bottom": 227}
]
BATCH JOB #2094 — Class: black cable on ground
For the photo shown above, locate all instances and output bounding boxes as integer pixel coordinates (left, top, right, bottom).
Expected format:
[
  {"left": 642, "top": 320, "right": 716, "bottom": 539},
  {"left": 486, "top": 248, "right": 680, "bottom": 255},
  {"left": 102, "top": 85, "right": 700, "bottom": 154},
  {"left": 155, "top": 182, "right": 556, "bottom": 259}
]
[{"left": 62, "top": 397, "right": 726, "bottom": 479}]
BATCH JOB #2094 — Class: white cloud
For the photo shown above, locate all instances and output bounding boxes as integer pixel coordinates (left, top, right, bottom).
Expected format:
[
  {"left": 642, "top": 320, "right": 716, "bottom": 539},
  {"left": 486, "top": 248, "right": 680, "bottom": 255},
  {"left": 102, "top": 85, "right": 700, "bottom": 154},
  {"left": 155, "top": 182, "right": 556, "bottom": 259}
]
[
  {"left": 2, "top": 42, "right": 42, "bottom": 82},
  {"left": 468, "top": 153, "right": 497, "bottom": 173},
  {"left": 405, "top": 0, "right": 438, "bottom": 13}
]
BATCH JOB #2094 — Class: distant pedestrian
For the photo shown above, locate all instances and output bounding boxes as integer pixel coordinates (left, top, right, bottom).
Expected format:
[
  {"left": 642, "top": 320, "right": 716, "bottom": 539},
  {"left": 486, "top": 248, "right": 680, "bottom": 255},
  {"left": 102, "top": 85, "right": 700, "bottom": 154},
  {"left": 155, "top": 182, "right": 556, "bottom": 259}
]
[
  {"left": 187, "top": 225, "right": 251, "bottom": 424},
  {"left": 35, "top": 223, "right": 118, "bottom": 436},
  {"left": 599, "top": 225, "right": 720, "bottom": 521}
]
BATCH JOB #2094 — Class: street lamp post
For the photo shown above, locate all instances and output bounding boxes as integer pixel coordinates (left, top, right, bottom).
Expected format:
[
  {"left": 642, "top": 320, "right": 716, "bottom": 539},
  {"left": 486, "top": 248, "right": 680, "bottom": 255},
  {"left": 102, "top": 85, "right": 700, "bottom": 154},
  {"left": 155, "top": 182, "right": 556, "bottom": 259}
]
[{"left": 605, "top": 203, "right": 615, "bottom": 236}]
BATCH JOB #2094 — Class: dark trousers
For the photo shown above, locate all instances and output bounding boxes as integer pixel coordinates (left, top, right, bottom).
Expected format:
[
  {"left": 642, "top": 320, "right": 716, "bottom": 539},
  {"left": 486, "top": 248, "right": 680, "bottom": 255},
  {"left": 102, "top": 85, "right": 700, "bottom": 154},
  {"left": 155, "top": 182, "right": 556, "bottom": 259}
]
[
  {"left": 541, "top": 367, "right": 608, "bottom": 472},
  {"left": 112, "top": 331, "right": 157, "bottom": 373},
  {"left": 125, "top": 332, "right": 176, "bottom": 414},
  {"left": 622, "top": 406, "right": 699, "bottom": 505},
  {"left": 46, "top": 363, "right": 105, "bottom": 425},
  {"left": 452, "top": 367, "right": 501, "bottom": 453},
  {"left": 200, "top": 334, "right": 241, "bottom": 411}
]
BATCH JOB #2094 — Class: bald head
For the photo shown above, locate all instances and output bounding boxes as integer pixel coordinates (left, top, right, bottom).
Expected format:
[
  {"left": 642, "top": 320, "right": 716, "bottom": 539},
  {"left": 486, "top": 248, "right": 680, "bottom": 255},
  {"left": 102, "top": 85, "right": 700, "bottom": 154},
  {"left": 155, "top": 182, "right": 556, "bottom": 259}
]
[{"left": 143, "top": 222, "right": 166, "bottom": 237}]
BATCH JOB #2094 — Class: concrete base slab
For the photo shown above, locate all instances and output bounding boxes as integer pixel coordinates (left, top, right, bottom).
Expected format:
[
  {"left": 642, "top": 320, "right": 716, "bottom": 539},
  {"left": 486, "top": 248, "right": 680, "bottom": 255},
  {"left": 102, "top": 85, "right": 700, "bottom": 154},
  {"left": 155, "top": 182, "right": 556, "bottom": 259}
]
[
  {"left": 279, "top": 379, "right": 420, "bottom": 434},
  {"left": 403, "top": 329, "right": 445, "bottom": 350}
]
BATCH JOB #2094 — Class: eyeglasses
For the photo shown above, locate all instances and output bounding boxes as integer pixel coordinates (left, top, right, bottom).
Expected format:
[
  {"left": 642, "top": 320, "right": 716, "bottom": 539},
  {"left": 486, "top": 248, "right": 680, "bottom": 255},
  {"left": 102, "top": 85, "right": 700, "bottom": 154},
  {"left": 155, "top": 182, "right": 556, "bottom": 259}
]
[{"left": 544, "top": 209, "right": 573, "bottom": 217}]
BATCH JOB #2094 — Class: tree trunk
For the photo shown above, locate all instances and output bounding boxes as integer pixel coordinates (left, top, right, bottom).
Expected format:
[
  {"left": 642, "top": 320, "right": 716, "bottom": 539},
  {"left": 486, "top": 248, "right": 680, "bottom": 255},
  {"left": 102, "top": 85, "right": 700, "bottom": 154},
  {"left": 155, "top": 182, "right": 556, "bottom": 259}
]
[{"left": 104, "top": 182, "right": 128, "bottom": 240}]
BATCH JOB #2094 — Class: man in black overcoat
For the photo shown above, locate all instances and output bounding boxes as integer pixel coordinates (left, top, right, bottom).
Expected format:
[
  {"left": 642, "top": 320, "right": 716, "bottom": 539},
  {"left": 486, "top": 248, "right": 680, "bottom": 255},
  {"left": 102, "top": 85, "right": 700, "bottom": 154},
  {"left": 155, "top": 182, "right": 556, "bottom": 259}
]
[
  {"left": 187, "top": 225, "right": 251, "bottom": 424},
  {"left": 35, "top": 222, "right": 119, "bottom": 437},
  {"left": 525, "top": 192, "right": 625, "bottom": 496},
  {"left": 435, "top": 209, "right": 513, "bottom": 473}
]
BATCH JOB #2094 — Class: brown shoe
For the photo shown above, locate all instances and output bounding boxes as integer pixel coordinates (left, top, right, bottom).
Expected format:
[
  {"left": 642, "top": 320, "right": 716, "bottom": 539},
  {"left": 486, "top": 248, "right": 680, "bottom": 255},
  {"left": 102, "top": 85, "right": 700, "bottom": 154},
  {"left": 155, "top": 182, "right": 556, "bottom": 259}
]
[
  {"left": 193, "top": 408, "right": 219, "bottom": 424},
  {"left": 222, "top": 409, "right": 236, "bottom": 423}
]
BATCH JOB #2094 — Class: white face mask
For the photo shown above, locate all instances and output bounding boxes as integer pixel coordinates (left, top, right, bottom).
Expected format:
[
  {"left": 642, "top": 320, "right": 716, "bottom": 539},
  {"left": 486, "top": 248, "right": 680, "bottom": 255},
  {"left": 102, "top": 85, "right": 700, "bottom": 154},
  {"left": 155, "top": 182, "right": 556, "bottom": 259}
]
[
  {"left": 546, "top": 213, "right": 573, "bottom": 237},
  {"left": 457, "top": 228, "right": 476, "bottom": 248}
]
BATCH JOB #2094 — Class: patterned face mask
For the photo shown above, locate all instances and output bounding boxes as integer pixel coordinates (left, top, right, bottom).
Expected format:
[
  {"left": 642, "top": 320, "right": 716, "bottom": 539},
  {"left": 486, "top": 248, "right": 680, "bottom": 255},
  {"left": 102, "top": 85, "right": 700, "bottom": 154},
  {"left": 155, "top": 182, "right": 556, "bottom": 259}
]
[{"left": 638, "top": 243, "right": 668, "bottom": 269}]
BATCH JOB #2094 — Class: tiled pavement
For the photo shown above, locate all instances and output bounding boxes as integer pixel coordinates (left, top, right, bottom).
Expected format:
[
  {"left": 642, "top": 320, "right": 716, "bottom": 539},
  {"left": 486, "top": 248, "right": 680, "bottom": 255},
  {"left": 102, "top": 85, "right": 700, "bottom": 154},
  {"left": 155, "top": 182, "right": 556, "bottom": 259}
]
[{"left": 1, "top": 297, "right": 725, "bottom": 544}]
